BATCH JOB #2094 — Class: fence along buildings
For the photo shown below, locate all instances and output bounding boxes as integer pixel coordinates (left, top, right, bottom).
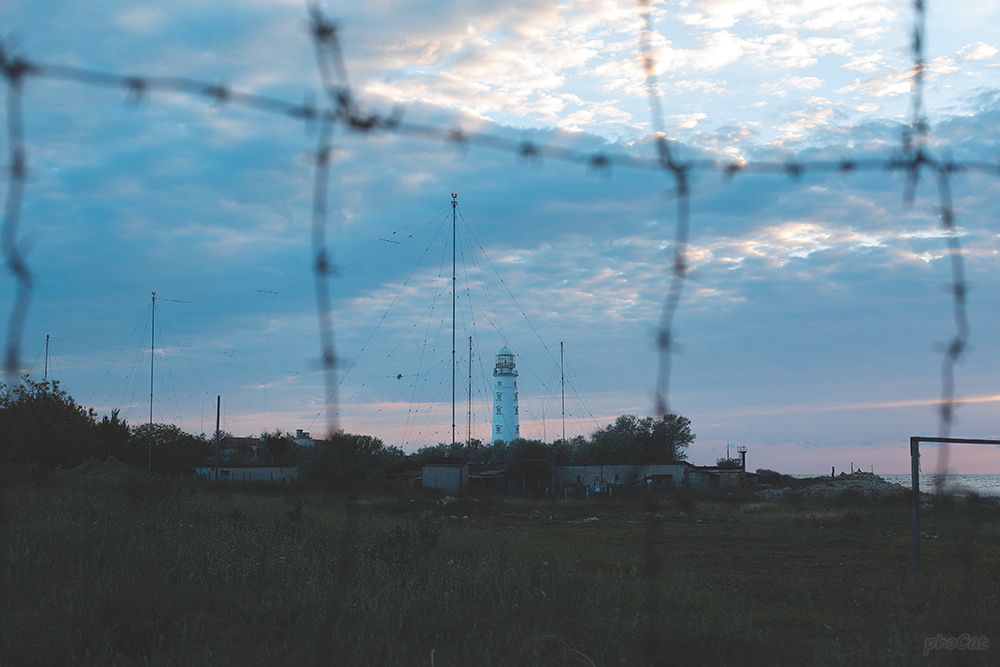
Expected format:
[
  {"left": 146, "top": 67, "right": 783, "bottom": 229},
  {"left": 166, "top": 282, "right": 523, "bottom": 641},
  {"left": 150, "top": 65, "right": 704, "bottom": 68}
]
[{"left": 417, "top": 460, "right": 752, "bottom": 494}]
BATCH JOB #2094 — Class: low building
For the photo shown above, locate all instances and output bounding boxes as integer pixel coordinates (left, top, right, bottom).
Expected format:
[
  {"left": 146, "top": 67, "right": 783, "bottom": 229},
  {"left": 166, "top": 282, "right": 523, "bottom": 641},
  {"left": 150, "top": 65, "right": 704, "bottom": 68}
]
[
  {"left": 290, "top": 429, "right": 315, "bottom": 447},
  {"left": 552, "top": 462, "right": 710, "bottom": 490},
  {"left": 422, "top": 457, "right": 469, "bottom": 495},
  {"left": 195, "top": 466, "right": 296, "bottom": 483}
]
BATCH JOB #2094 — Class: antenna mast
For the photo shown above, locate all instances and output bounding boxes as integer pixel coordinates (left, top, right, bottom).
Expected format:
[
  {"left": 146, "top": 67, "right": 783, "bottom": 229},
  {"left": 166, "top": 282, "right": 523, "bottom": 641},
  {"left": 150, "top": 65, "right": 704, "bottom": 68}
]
[
  {"left": 149, "top": 292, "right": 155, "bottom": 476},
  {"left": 451, "top": 192, "right": 458, "bottom": 457},
  {"left": 468, "top": 335, "right": 473, "bottom": 447},
  {"left": 43, "top": 334, "right": 49, "bottom": 381},
  {"left": 561, "top": 341, "right": 565, "bottom": 443}
]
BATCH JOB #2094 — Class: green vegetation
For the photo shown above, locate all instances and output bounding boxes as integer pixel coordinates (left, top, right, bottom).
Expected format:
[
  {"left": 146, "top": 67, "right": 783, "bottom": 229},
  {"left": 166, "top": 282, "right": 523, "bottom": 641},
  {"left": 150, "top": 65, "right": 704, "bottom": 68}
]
[
  {"left": 2, "top": 465, "right": 998, "bottom": 665},
  {"left": 1, "top": 376, "right": 695, "bottom": 485},
  {"left": 298, "top": 432, "right": 405, "bottom": 486},
  {"left": 0, "top": 377, "right": 206, "bottom": 474},
  {"left": 412, "top": 413, "right": 695, "bottom": 467}
]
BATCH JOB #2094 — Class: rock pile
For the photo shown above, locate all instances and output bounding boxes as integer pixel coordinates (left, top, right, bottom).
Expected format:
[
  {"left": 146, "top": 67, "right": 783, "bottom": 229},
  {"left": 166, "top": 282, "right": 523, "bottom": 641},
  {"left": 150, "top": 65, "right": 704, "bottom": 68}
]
[{"left": 755, "top": 471, "right": 911, "bottom": 501}]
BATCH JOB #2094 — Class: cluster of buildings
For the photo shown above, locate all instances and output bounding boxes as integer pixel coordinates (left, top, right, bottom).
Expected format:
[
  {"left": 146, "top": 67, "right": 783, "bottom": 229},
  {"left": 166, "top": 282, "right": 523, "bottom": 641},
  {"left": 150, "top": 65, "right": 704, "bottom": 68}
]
[
  {"left": 415, "top": 458, "right": 754, "bottom": 496},
  {"left": 413, "top": 347, "right": 755, "bottom": 494},
  {"left": 198, "top": 348, "right": 756, "bottom": 495}
]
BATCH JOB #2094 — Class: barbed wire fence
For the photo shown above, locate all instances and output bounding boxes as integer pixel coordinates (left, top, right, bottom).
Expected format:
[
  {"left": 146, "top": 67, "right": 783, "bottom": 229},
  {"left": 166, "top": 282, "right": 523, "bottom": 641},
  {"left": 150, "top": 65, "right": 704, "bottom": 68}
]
[{"left": 1, "top": 0, "right": 996, "bottom": 662}]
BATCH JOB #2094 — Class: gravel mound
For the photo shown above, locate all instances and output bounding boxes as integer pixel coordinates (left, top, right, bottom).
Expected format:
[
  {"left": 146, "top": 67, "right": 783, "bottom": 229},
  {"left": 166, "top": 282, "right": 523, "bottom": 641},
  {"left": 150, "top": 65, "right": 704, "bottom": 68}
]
[{"left": 755, "top": 471, "right": 911, "bottom": 501}]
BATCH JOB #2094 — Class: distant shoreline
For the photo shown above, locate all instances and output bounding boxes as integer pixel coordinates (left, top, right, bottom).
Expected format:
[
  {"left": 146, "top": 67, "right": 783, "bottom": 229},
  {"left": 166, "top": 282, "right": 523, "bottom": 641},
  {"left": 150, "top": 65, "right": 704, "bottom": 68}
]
[{"left": 794, "top": 473, "right": 1000, "bottom": 496}]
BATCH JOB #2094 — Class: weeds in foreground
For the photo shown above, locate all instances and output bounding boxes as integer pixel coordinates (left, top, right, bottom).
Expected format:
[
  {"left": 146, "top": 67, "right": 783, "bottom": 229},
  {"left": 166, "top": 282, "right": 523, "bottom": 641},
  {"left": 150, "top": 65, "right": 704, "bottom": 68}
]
[{"left": 1, "top": 466, "right": 998, "bottom": 666}]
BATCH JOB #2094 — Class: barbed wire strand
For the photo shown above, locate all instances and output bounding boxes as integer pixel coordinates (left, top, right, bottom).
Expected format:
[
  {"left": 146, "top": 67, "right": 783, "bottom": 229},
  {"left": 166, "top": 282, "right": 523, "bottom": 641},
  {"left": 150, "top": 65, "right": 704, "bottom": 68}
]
[
  {"left": 310, "top": 115, "right": 337, "bottom": 442},
  {"left": 637, "top": 2, "right": 673, "bottom": 663},
  {"left": 304, "top": 8, "right": 362, "bottom": 666},
  {"left": 1, "top": 47, "right": 31, "bottom": 377}
]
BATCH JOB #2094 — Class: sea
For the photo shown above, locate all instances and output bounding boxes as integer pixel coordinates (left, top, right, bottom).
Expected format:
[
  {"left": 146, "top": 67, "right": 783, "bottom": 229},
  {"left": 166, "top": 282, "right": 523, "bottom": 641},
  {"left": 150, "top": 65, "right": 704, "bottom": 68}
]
[{"left": 795, "top": 474, "right": 1000, "bottom": 497}]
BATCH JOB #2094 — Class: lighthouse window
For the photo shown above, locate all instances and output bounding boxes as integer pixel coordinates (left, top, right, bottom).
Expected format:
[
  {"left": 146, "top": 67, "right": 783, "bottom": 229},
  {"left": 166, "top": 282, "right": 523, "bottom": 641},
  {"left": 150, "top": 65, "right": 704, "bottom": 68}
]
[
  {"left": 496, "top": 425, "right": 502, "bottom": 433},
  {"left": 497, "top": 381, "right": 501, "bottom": 387},
  {"left": 496, "top": 392, "right": 502, "bottom": 401},
  {"left": 514, "top": 406, "right": 518, "bottom": 414},
  {"left": 514, "top": 392, "right": 517, "bottom": 399},
  {"left": 496, "top": 406, "right": 501, "bottom": 415}
]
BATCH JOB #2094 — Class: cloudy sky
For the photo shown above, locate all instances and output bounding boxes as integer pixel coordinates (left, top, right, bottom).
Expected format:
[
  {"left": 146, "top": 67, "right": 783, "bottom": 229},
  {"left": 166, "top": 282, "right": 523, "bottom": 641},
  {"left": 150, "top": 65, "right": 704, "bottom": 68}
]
[{"left": 2, "top": 0, "right": 999, "bottom": 473}]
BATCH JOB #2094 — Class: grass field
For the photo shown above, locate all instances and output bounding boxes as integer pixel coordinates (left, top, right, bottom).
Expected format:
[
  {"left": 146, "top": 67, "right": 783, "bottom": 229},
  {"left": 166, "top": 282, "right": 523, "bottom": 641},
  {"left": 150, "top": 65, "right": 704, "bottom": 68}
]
[{"left": 2, "top": 463, "right": 998, "bottom": 666}]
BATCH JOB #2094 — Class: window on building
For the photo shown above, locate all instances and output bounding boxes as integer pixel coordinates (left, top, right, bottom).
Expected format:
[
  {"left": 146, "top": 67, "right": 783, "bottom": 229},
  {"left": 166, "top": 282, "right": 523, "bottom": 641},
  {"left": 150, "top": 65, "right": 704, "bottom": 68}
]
[
  {"left": 514, "top": 406, "right": 518, "bottom": 414},
  {"left": 496, "top": 392, "right": 502, "bottom": 401},
  {"left": 496, "top": 425, "right": 502, "bottom": 433},
  {"left": 497, "top": 381, "right": 501, "bottom": 387},
  {"left": 496, "top": 406, "right": 501, "bottom": 415}
]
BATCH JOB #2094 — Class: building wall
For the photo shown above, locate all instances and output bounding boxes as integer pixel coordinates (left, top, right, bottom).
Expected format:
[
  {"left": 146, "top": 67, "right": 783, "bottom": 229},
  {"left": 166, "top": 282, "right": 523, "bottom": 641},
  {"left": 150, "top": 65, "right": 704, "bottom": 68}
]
[
  {"left": 423, "top": 464, "right": 468, "bottom": 495},
  {"left": 195, "top": 466, "right": 296, "bottom": 483},
  {"left": 552, "top": 463, "right": 709, "bottom": 490}
]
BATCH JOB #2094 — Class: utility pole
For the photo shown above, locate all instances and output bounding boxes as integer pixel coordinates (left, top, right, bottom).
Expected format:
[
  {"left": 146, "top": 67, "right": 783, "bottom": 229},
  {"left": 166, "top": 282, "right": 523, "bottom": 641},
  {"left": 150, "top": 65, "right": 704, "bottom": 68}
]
[
  {"left": 468, "top": 335, "right": 472, "bottom": 447},
  {"left": 215, "top": 395, "right": 221, "bottom": 485},
  {"left": 555, "top": 342, "right": 564, "bottom": 523},
  {"left": 149, "top": 292, "right": 155, "bottom": 476},
  {"left": 451, "top": 192, "right": 457, "bottom": 457}
]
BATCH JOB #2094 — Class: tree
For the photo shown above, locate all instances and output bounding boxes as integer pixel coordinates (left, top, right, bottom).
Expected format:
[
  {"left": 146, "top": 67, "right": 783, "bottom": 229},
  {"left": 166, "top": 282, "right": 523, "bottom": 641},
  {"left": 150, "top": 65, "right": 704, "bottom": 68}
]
[
  {"left": 578, "top": 414, "right": 694, "bottom": 464},
  {"left": 640, "top": 413, "right": 694, "bottom": 462},
  {"left": 93, "top": 409, "right": 130, "bottom": 462},
  {"left": 298, "top": 431, "right": 403, "bottom": 487},
  {"left": 0, "top": 377, "right": 97, "bottom": 469},
  {"left": 584, "top": 415, "right": 644, "bottom": 463},
  {"left": 261, "top": 430, "right": 297, "bottom": 466},
  {"left": 129, "top": 423, "right": 206, "bottom": 474},
  {"left": 502, "top": 438, "right": 551, "bottom": 479}
]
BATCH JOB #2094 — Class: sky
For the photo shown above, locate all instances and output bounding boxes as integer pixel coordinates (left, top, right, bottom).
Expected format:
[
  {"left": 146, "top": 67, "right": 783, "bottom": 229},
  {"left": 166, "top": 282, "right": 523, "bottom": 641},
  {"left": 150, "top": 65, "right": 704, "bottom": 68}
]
[{"left": 1, "top": 0, "right": 999, "bottom": 474}]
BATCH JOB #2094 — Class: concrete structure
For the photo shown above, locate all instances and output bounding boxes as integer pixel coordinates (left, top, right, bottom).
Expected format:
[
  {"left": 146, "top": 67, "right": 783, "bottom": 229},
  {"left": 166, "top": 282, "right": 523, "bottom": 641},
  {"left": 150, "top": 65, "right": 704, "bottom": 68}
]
[
  {"left": 290, "top": 429, "right": 315, "bottom": 447},
  {"left": 492, "top": 346, "right": 519, "bottom": 443},
  {"left": 552, "top": 462, "right": 749, "bottom": 491},
  {"left": 553, "top": 462, "right": 701, "bottom": 490},
  {"left": 195, "top": 466, "right": 296, "bottom": 483},
  {"left": 422, "top": 458, "right": 469, "bottom": 495}
]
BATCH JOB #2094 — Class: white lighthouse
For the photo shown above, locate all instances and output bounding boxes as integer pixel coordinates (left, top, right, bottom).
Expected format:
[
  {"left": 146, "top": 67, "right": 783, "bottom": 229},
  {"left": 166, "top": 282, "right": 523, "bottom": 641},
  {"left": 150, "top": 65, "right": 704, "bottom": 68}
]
[{"left": 492, "top": 346, "right": 519, "bottom": 443}]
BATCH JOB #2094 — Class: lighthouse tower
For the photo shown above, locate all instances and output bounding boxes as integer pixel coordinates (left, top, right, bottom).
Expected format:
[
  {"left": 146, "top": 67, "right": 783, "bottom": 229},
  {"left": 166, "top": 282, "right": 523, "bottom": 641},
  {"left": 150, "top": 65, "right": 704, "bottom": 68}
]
[{"left": 492, "top": 346, "right": 519, "bottom": 443}]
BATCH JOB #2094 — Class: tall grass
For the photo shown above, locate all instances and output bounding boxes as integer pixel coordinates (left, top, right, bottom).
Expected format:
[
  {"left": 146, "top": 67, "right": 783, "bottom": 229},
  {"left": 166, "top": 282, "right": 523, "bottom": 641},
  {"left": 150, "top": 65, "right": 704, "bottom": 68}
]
[{"left": 2, "top": 463, "right": 998, "bottom": 665}]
